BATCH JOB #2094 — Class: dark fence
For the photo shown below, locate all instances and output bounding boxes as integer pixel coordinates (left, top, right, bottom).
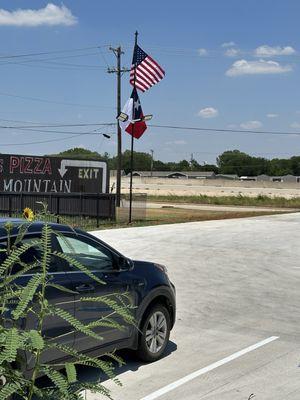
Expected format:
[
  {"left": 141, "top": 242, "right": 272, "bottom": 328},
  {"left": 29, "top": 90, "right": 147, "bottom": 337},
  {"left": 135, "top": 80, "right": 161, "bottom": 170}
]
[
  {"left": 117, "top": 193, "right": 147, "bottom": 222},
  {"left": 0, "top": 192, "right": 116, "bottom": 229}
]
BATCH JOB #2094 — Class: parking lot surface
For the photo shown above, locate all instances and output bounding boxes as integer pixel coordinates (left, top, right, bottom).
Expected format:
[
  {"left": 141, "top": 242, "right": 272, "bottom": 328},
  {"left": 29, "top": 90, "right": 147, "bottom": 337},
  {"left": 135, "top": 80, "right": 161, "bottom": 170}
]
[{"left": 86, "top": 213, "right": 300, "bottom": 400}]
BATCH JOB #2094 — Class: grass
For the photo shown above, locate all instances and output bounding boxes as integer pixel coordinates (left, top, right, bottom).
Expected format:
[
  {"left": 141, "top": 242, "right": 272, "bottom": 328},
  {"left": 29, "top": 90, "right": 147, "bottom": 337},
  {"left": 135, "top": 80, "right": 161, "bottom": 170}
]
[
  {"left": 7, "top": 198, "right": 293, "bottom": 232},
  {"left": 147, "top": 194, "right": 300, "bottom": 208}
]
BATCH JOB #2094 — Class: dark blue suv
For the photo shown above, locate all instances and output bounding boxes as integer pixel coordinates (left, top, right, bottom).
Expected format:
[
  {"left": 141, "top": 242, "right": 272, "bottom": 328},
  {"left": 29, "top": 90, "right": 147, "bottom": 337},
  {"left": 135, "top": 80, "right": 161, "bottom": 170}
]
[{"left": 0, "top": 219, "right": 176, "bottom": 370}]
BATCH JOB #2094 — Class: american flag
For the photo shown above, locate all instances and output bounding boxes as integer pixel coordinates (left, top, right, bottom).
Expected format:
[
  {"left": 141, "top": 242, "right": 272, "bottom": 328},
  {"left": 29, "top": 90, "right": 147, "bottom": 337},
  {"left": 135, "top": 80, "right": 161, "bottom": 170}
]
[{"left": 130, "top": 45, "right": 165, "bottom": 92}]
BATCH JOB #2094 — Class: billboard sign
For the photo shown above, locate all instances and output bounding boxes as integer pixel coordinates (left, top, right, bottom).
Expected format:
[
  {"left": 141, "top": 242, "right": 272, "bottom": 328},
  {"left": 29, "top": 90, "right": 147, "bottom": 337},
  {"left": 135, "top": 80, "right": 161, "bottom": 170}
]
[{"left": 0, "top": 154, "right": 108, "bottom": 194}]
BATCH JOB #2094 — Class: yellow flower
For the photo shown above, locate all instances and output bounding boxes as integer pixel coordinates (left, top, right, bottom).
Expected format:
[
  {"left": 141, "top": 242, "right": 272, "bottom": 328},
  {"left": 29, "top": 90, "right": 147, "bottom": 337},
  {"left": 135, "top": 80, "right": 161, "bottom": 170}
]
[{"left": 23, "top": 207, "right": 34, "bottom": 221}]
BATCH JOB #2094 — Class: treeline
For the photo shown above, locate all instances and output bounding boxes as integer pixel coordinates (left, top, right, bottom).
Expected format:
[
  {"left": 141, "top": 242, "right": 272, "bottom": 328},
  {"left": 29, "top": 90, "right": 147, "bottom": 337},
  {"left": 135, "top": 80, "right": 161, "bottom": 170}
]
[{"left": 52, "top": 148, "right": 300, "bottom": 176}]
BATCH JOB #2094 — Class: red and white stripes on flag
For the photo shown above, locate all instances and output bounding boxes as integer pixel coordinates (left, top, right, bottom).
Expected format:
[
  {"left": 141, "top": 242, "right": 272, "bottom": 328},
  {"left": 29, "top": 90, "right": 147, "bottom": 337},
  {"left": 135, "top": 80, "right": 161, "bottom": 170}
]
[{"left": 130, "top": 45, "right": 165, "bottom": 92}]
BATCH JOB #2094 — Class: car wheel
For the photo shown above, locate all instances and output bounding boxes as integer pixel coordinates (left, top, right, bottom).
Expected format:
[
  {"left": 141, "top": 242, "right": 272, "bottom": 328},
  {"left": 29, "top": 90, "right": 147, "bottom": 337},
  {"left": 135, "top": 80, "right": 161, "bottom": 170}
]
[{"left": 137, "top": 304, "right": 170, "bottom": 362}]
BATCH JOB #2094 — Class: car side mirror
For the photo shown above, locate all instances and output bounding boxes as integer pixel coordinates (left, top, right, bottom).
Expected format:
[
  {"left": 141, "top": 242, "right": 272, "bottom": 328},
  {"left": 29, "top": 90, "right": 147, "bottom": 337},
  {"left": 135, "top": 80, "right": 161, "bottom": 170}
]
[{"left": 118, "top": 256, "right": 132, "bottom": 271}]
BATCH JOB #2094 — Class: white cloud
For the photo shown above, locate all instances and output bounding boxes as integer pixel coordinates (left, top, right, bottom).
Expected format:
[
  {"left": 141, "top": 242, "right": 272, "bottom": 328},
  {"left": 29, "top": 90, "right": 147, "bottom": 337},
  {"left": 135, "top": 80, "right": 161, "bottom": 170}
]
[
  {"left": 266, "top": 113, "right": 278, "bottom": 118},
  {"left": 254, "top": 45, "right": 296, "bottom": 57},
  {"left": 198, "top": 48, "right": 208, "bottom": 56},
  {"left": 0, "top": 3, "right": 77, "bottom": 27},
  {"left": 198, "top": 107, "right": 219, "bottom": 118},
  {"left": 222, "top": 41, "right": 236, "bottom": 48},
  {"left": 290, "top": 122, "right": 300, "bottom": 129},
  {"left": 226, "top": 59, "right": 292, "bottom": 76},
  {"left": 224, "top": 48, "right": 240, "bottom": 57},
  {"left": 240, "top": 120, "right": 262, "bottom": 130}
]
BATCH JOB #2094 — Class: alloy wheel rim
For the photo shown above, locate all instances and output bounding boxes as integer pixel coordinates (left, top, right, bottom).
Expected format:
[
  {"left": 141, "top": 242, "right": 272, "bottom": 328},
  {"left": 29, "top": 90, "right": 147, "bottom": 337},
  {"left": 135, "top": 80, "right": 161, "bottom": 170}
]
[{"left": 145, "top": 311, "right": 167, "bottom": 353}]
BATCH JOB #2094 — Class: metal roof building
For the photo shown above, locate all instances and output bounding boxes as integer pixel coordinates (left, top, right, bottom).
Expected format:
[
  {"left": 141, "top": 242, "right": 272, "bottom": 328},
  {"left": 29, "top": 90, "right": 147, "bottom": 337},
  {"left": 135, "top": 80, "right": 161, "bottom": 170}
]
[{"left": 131, "top": 171, "right": 215, "bottom": 179}]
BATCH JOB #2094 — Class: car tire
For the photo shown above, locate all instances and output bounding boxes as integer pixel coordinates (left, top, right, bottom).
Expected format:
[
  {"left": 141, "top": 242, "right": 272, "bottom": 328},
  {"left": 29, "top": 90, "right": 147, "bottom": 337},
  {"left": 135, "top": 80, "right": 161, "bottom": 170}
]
[{"left": 137, "top": 304, "right": 171, "bottom": 362}]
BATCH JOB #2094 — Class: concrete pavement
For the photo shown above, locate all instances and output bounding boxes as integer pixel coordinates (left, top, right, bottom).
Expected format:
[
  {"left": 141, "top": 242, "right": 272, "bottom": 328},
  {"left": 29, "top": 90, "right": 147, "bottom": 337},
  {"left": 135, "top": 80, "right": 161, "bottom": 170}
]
[{"left": 84, "top": 213, "right": 300, "bottom": 400}]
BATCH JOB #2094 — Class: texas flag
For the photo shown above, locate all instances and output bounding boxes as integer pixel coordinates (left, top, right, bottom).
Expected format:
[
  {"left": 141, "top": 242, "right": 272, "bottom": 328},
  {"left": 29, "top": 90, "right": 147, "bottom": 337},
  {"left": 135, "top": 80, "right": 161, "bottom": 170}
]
[{"left": 119, "top": 88, "right": 147, "bottom": 139}]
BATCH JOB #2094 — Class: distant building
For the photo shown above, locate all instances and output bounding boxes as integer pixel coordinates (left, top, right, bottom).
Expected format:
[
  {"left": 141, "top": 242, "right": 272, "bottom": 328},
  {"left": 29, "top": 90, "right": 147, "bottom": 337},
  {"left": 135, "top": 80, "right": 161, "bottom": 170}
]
[
  {"left": 239, "top": 176, "right": 257, "bottom": 181},
  {"left": 215, "top": 174, "right": 238, "bottom": 180},
  {"left": 257, "top": 174, "right": 270, "bottom": 181},
  {"left": 130, "top": 171, "right": 215, "bottom": 179},
  {"left": 257, "top": 174, "right": 300, "bottom": 183},
  {"left": 282, "top": 174, "right": 299, "bottom": 183}
]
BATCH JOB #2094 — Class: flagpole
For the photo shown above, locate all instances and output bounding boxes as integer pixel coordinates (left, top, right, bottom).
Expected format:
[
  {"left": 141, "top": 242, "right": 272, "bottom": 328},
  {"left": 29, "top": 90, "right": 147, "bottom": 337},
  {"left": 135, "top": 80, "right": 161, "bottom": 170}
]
[{"left": 128, "top": 30, "right": 138, "bottom": 224}]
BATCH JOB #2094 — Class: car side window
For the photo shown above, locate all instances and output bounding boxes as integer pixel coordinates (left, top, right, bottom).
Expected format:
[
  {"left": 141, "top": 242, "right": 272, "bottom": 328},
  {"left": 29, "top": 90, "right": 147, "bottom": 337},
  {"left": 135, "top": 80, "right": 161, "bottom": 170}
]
[
  {"left": 56, "top": 234, "right": 114, "bottom": 272},
  {"left": 1, "top": 235, "right": 59, "bottom": 274},
  {"left": 19, "top": 237, "right": 42, "bottom": 265}
]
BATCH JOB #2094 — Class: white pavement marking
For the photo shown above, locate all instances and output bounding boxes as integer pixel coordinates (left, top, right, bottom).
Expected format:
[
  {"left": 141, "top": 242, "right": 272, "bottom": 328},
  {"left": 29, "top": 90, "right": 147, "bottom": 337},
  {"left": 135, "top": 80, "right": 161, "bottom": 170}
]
[{"left": 140, "top": 336, "right": 279, "bottom": 400}]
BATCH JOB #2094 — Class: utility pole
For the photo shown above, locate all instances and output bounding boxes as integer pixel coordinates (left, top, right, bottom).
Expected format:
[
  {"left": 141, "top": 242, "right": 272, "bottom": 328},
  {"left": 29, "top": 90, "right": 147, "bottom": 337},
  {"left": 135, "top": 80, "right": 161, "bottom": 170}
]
[
  {"left": 190, "top": 153, "right": 194, "bottom": 170},
  {"left": 150, "top": 149, "right": 154, "bottom": 177},
  {"left": 108, "top": 47, "right": 130, "bottom": 207}
]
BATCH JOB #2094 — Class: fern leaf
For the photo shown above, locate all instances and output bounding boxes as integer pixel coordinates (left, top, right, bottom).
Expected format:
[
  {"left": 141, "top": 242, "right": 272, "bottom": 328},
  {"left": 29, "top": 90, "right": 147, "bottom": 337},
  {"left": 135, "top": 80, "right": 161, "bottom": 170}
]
[
  {"left": 47, "top": 283, "right": 78, "bottom": 295},
  {"left": 80, "top": 295, "right": 135, "bottom": 325},
  {"left": 1, "top": 261, "right": 40, "bottom": 286},
  {"left": 42, "top": 365, "right": 69, "bottom": 395},
  {"left": 52, "top": 251, "right": 105, "bottom": 284},
  {"left": 46, "top": 343, "right": 119, "bottom": 383},
  {"left": 0, "top": 240, "right": 40, "bottom": 276},
  {"left": 76, "top": 382, "right": 112, "bottom": 398},
  {"left": 0, "top": 328, "right": 20, "bottom": 364},
  {"left": 87, "top": 317, "right": 125, "bottom": 331},
  {"left": 23, "top": 330, "right": 44, "bottom": 350},
  {"left": 49, "top": 306, "right": 103, "bottom": 341},
  {"left": 13, "top": 221, "right": 35, "bottom": 247},
  {"left": 104, "top": 351, "right": 125, "bottom": 367},
  {"left": 12, "top": 273, "right": 42, "bottom": 320},
  {"left": 65, "top": 362, "right": 77, "bottom": 383},
  {"left": 41, "top": 224, "right": 52, "bottom": 270},
  {"left": 0, "top": 382, "right": 20, "bottom": 399}
]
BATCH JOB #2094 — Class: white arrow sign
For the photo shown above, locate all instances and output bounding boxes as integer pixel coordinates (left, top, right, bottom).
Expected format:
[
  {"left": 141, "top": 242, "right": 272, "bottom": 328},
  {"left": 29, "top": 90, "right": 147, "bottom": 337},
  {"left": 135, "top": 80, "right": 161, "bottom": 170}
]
[{"left": 58, "top": 159, "right": 107, "bottom": 193}]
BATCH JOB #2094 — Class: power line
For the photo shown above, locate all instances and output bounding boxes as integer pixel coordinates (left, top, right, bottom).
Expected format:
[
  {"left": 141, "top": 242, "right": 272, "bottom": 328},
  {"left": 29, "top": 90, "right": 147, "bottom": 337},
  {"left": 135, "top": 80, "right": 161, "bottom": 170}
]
[
  {"left": 149, "top": 124, "right": 300, "bottom": 137},
  {"left": 0, "top": 133, "right": 88, "bottom": 146},
  {"left": 0, "top": 45, "right": 109, "bottom": 60},
  {"left": 0, "top": 120, "right": 115, "bottom": 128},
  {"left": 0, "top": 60, "right": 107, "bottom": 71},
  {"left": 1, "top": 120, "right": 300, "bottom": 137},
  {"left": 0, "top": 127, "right": 115, "bottom": 135},
  {"left": 0, "top": 130, "right": 114, "bottom": 146},
  {"left": 0, "top": 46, "right": 113, "bottom": 71},
  {"left": 0, "top": 91, "right": 115, "bottom": 110},
  {"left": 0, "top": 52, "right": 108, "bottom": 71}
]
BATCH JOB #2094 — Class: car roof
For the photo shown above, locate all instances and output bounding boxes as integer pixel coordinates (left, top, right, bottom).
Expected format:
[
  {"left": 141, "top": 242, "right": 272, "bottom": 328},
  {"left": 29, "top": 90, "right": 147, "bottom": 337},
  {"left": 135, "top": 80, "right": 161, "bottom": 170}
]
[{"left": 0, "top": 218, "right": 78, "bottom": 239}]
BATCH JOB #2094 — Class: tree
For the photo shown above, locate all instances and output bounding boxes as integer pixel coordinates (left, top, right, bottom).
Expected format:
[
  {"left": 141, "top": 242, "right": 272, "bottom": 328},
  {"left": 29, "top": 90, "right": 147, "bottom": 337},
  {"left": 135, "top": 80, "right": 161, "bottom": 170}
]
[
  {"left": 121, "top": 150, "right": 152, "bottom": 174},
  {"left": 177, "top": 160, "right": 191, "bottom": 171},
  {"left": 153, "top": 160, "right": 169, "bottom": 171},
  {"left": 268, "top": 158, "right": 292, "bottom": 176},
  {"left": 217, "top": 150, "right": 269, "bottom": 176},
  {"left": 200, "top": 164, "right": 219, "bottom": 173},
  {"left": 50, "top": 147, "right": 103, "bottom": 160}
]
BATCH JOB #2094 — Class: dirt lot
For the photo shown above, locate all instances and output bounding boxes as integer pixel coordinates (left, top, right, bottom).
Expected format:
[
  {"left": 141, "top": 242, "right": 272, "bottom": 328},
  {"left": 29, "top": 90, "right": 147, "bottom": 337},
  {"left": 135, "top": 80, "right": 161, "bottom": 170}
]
[{"left": 112, "top": 176, "right": 300, "bottom": 198}]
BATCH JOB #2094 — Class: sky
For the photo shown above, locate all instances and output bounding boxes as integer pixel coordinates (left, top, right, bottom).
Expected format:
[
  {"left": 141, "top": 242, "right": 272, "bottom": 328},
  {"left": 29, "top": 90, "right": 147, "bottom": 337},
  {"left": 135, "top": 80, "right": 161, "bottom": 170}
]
[{"left": 0, "top": 0, "right": 300, "bottom": 164}]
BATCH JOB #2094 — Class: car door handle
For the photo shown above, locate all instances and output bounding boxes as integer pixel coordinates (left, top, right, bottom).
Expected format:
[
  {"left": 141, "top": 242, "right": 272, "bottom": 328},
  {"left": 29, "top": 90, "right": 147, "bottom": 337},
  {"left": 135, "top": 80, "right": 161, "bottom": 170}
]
[
  {"left": 133, "top": 279, "right": 145, "bottom": 287},
  {"left": 75, "top": 284, "right": 95, "bottom": 293}
]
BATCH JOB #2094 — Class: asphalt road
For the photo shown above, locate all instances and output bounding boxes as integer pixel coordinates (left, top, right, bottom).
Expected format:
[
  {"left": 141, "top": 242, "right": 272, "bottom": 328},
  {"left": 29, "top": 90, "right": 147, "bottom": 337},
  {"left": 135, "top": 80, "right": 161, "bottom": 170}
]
[{"left": 85, "top": 213, "right": 300, "bottom": 400}]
